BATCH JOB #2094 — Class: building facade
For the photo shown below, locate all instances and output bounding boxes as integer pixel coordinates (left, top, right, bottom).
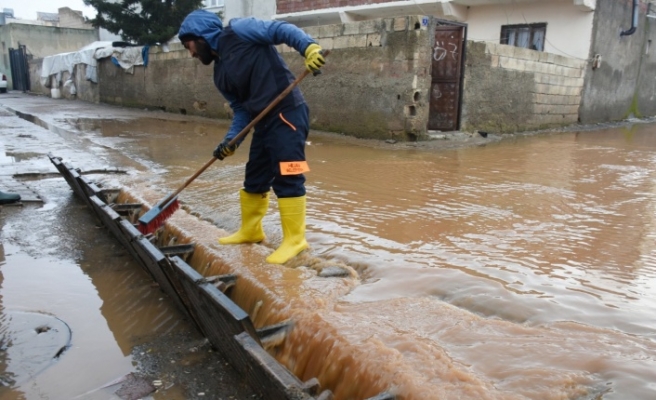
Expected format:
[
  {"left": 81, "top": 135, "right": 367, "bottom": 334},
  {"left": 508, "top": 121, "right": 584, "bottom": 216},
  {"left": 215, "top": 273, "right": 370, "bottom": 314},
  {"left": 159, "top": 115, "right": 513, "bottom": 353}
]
[
  {"left": 221, "top": 0, "right": 656, "bottom": 132},
  {"left": 0, "top": 7, "right": 99, "bottom": 91},
  {"left": 24, "top": 0, "right": 656, "bottom": 140}
]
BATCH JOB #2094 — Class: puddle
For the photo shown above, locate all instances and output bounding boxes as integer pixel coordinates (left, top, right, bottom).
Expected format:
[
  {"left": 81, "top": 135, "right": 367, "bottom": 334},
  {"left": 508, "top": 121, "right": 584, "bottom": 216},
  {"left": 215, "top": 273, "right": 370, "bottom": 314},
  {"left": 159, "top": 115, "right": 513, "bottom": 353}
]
[
  {"left": 68, "top": 117, "right": 231, "bottom": 138},
  {"left": 97, "top": 118, "right": 656, "bottom": 398},
  {"left": 4, "top": 152, "right": 42, "bottom": 162},
  {"left": 0, "top": 179, "right": 254, "bottom": 399},
  {"left": 106, "top": 120, "right": 656, "bottom": 399},
  {"left": 4, "top": 99, "right": 656, "bottom": 398},
  {"left": 0, "top": 311, "right": 72, "bottom": 387}
]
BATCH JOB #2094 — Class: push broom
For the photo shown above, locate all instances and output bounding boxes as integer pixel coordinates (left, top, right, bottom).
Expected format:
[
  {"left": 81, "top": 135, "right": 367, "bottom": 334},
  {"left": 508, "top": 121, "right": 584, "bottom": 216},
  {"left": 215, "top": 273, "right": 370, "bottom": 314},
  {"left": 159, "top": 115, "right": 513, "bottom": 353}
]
[{"left": 137, "top": 53, "right": 328, "bottom": 235}]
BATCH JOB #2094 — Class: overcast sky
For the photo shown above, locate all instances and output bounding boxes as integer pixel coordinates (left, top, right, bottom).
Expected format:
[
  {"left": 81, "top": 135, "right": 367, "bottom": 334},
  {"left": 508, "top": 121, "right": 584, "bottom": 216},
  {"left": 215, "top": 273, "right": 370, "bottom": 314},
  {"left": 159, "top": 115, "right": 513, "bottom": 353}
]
[{"left": 1, "top": 0, "right": 96, "bottom": 20}]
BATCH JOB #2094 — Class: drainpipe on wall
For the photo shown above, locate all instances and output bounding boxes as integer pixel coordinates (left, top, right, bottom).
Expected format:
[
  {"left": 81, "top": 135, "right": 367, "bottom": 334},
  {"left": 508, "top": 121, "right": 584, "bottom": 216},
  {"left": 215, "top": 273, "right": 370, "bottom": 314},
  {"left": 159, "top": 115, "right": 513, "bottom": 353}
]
[{"left": 620, "top": 0, "right": 639, "bottom": 36}]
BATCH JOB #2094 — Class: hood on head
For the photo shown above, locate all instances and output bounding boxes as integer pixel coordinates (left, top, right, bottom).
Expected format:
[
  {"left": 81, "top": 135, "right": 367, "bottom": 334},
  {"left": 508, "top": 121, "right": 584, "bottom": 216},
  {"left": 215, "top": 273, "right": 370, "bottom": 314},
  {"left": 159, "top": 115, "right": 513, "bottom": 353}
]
[{"left": 178, "top": 10, "right": 223, "bottom": 52}]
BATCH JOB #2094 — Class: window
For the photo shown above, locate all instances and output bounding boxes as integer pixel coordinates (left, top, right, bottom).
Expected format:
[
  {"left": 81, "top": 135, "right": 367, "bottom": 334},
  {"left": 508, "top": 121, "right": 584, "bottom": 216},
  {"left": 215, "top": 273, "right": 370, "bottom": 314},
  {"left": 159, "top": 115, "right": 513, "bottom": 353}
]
[{"left": 500, "top": 23, "right": 546, "bottom": 51}]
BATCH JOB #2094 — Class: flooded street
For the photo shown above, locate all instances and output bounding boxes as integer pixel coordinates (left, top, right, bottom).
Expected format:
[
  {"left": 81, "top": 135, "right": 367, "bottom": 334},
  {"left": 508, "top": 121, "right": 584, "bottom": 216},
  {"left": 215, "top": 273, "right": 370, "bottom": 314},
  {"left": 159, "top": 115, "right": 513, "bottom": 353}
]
[
  {"left": 0, "top": 98, "right": 256, "bottom": 400},
  {"left": 1, "top": 93, "right": 656, "bottom": 399}
]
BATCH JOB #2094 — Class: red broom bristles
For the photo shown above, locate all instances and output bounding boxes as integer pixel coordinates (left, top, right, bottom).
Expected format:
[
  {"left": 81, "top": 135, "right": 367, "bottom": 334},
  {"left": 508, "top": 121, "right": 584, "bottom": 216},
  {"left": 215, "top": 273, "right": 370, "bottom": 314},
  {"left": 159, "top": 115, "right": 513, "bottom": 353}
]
[{"left": 137, "top": 198, "right": 179, "bottom": 235}]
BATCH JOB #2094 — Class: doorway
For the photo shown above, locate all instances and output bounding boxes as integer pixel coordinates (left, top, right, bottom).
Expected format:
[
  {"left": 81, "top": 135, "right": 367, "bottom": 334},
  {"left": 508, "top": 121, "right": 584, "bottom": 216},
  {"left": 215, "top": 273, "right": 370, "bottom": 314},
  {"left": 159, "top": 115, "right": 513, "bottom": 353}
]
[
  {"left": 428, "top": 22, "right": 466, "bottom": 132},
  {"left": 9, "top": 45, "right": 30, "bottom": 92}
]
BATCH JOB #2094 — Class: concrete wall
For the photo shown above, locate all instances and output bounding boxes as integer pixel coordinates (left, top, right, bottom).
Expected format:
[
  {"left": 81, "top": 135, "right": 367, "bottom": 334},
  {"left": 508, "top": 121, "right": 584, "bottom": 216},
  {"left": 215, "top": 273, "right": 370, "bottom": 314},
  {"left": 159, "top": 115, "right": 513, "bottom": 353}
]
[
  {"left": 96, "top": 17, "right": 432, "bottom": 141},
  {"left": 58, "top": 7, "right": 92, "bottom": 29},
  {"left": 1, "top": 23, "right": 97, "bottom": 59},
  {"left": 0, "top": 23, "right": 98, "bottom": 90},
  {"left": 579, "top": 0, "right": 656, "bottom": 123},
  {"left": 293, "top": 16, "right": 431, "bottom": 139},
  {"left": 25, "top": 16, "right": 591, "bottom": 140},
  {"left": 29, "top": 58, "right": 99, "bottom": 103},
  {"left": 462, "top": 41, "right": 586, "bottom": 133},
  {"left": 97, "top": 43, "right": 228, "bottom": 117}
]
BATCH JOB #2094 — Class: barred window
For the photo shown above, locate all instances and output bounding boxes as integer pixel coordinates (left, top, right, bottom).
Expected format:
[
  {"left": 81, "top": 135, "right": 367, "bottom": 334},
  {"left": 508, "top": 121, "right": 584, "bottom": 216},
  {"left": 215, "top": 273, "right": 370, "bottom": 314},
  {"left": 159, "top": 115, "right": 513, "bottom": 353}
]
[{"left": 500, "top": 23, "right": 546, "bottom": 51}]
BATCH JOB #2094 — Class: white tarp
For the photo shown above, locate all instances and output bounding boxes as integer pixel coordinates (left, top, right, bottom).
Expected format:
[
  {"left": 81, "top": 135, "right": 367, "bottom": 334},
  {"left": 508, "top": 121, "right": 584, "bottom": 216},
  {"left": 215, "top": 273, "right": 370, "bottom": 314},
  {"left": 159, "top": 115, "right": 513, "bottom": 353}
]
[
  {"left": 94, "top": 46, "right": 146, "bottom": 71},
  {"left": 40, "top": 41, "right": 147, "bottom": 89}
]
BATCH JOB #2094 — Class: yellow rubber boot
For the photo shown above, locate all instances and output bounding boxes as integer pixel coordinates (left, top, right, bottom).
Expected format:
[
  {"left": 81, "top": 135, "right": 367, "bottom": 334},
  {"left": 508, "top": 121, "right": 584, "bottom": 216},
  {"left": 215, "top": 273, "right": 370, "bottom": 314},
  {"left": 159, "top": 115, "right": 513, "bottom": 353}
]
[
  {"left": 219, "top": 189, "right": 269, "bottom": 244},
  {"left": 266, "top": 196, "right": 308, "bottom": 264}
]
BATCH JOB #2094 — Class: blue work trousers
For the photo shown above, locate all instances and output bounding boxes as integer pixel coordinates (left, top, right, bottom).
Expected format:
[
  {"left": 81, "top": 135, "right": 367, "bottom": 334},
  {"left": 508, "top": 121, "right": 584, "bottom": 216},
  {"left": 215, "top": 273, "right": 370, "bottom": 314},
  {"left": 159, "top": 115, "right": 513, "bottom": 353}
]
[{"left": 243, "top": 103, "right": 309, "bottom": 198}]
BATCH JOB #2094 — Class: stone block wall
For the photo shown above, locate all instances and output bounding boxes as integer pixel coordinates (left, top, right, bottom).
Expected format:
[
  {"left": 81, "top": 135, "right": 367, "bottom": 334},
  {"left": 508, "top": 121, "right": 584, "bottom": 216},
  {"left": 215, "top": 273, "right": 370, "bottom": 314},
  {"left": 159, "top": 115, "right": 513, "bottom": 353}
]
[
  {"left": 28, "top": 58, "right": 99, "bottom": 103},
  {"left": 26, "top": 16, "right": 591, "bottom": 140},
  {"left": 97, "top": 42, "right": 230, "bottom": 117},
  {"left": 284, "top": 16, "right": 432, "bottom": 140},
  {"left": 96, "top": 16, "right": 431, "bottom": 141},
  {"left": 462, "top": 41, "right": 586, "bottom": 133}
]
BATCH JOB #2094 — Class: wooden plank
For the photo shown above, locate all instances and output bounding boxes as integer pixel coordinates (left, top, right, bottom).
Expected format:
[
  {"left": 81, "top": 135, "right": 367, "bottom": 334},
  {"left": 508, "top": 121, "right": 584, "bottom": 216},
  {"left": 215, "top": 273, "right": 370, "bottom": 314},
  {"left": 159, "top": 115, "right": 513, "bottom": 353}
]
[
  {"left": 365, "top": 393, "right": 396, "bottom": 400},
  {"left": 77, "top": 174, "right": 103, "bottom": 198},
  {"left": 167, "top": 257, "right": 316, "bottom": 400},
  {"left": 65, "top": 163, "right": 92, "bottom": 207},
  {"left": 50, "top": 155, "right": 90, "bottom": 205},
  {"left": 87, "top": 190, "right": 113, "bottom": 224},
  {"left": 111, "top": 203, "right": 143, "bottom": 225},
  {"left": 167, "top": 257, "right": 257, "bottom": 340},
  {"left": 88, "top": 196, "right": 152, "bottom": 275},
  {"left": 48, "top": 155, "right": 331, "bottom": 400},
  {"left": 90, "top": 195, "right": 128, "bottom": 239},
  {"left": 127, "top": 233, "right": 189, "bottom": 315},
  {"left": 234, "top": 332, "right": 313, "bottom": 400},
  {"left": 156, "top": 256, "right": 207, "bottom": 335},
  {"left": 128, "top": 232, "right": 166, "bottom": 281},
  {"left": 159, "top": 244, "right": 195, "bottom": 261}
]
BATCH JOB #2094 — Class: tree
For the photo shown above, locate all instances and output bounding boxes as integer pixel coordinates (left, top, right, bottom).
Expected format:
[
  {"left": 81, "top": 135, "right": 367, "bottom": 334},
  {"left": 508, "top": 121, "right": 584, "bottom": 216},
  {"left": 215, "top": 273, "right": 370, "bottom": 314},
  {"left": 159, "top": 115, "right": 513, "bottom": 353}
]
[{"left": 83, "top": 0, "right": 204, "bottom": 44}]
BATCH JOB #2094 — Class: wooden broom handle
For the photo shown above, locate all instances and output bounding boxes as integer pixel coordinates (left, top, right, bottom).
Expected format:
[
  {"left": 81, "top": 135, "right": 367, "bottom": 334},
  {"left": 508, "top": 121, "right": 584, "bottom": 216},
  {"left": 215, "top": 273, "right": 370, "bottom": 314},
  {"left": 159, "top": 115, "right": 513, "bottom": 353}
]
[{"left": 161, "top": 50, "right": 329, "bottom": 205}]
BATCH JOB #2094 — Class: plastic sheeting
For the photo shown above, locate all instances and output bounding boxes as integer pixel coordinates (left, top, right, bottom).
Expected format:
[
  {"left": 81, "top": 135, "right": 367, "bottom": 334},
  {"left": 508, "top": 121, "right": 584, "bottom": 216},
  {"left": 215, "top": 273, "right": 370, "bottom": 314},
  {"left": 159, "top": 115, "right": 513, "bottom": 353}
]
[
  {"left": 95, "top": 45, "right": 149, "bottom": 75},
  {"left": 40, "top": 42, "right": 150, "bottom": 90}
]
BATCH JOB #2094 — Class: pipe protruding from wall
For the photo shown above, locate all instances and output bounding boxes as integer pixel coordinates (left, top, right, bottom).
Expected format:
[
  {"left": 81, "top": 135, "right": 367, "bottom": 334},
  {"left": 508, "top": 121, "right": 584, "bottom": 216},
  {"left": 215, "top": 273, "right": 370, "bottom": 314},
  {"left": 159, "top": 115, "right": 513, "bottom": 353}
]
[{"left": 620, "top": 0, "right": 639, "bottom": 36}]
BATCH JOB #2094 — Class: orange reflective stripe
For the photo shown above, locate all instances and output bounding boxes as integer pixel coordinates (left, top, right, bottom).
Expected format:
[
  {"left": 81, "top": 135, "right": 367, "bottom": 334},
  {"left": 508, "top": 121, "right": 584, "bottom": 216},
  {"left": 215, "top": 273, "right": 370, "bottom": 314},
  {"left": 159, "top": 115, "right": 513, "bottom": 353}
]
[
  {"left": 279, "top": 113, "right": 297, "bottom": 131},
  {"left": 280, "top": 161, "right": 310, "bottom": 175}
]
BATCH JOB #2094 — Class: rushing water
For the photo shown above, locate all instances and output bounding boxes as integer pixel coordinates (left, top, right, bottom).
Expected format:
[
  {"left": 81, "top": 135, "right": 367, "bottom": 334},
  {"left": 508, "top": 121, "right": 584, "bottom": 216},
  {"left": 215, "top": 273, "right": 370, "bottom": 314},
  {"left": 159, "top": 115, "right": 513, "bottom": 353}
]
[{"left": 77, "top": 117, "right": 656, "bottom": 399}]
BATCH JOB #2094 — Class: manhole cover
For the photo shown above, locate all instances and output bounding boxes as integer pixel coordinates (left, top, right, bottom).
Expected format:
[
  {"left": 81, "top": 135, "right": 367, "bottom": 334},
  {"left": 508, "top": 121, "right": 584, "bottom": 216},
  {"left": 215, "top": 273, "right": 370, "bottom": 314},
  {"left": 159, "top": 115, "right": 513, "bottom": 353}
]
[{"left": 0, "top": 310, "right": 72, "bottom": 386}]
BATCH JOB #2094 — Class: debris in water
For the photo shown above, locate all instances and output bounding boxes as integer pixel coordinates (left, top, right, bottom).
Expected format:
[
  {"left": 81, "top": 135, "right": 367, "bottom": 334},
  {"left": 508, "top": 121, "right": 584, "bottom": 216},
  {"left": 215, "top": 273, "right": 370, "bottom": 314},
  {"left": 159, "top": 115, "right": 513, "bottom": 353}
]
[
  {"left": 115, "top": 373, "right": 156, "bottom": 400},
  {"left": 252, "top": 300, "right": 263, "bottom": 322},
  {"left": 318, "top": 266, "right": 351, "bottom": 278}
]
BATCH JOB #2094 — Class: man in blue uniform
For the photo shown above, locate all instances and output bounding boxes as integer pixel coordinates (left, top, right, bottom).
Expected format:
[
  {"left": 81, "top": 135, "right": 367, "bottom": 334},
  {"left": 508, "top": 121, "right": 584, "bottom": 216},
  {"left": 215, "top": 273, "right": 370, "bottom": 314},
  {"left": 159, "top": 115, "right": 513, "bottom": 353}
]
[{"left": 177, "top": 10, "right": 324, "bottom": 264}]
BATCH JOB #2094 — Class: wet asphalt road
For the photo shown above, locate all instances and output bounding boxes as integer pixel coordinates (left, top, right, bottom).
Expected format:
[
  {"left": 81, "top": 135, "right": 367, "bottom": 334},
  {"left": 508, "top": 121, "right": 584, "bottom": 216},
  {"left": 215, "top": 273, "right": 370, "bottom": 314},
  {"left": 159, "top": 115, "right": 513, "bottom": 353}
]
[
  {"left": 0, "top": 92, "right": 259, "bottom": 400},
  {"left": 4, "top": 91, "right": 656, "bottom": 400}
]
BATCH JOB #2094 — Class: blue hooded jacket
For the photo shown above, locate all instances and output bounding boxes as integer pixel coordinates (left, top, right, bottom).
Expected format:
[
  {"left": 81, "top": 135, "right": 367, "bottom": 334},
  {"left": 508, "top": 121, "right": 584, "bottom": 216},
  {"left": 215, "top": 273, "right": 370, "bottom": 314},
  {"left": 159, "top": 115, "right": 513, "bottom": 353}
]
[{"left": 178, "top": 10, "right": 316, "bottom": 143}]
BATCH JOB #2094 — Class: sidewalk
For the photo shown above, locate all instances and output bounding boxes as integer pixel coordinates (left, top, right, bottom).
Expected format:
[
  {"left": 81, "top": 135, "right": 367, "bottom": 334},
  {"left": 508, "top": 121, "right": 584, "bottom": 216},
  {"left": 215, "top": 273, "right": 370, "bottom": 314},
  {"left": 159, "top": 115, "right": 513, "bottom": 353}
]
[
  {"left": 0, "top": 91, "right": 220, "bottom": 205},
  {"left": 0, "top": 92, "right": 259, "bottom": 399}
]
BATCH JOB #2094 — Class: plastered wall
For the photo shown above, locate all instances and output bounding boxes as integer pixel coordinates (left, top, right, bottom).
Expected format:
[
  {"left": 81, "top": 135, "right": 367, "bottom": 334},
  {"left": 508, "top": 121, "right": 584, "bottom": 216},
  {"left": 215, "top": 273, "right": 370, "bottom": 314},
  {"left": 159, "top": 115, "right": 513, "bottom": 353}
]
[
  {"left": 580, "top": 0, "right": 656, "bottom": 123},
  {"left": 1, "top": 23, "right": 98, "bottom": 90}
]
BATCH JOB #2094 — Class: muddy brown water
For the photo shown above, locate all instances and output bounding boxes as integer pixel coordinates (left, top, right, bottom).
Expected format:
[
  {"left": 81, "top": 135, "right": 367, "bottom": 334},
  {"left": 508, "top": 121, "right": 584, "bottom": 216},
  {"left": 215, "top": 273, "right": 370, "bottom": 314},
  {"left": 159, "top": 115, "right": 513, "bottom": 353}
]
[
  {"left": 0, "top": 178, "right": 257, "bottom": 400},
  {"left": 0, "top": 109, "right": 257, "bottom": 400},
  {"left": 3, "top": 108, "right": 655, "bottom": 399},
  {"left": 62, "top": 117, "right": 656, "bottom": 399}
]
